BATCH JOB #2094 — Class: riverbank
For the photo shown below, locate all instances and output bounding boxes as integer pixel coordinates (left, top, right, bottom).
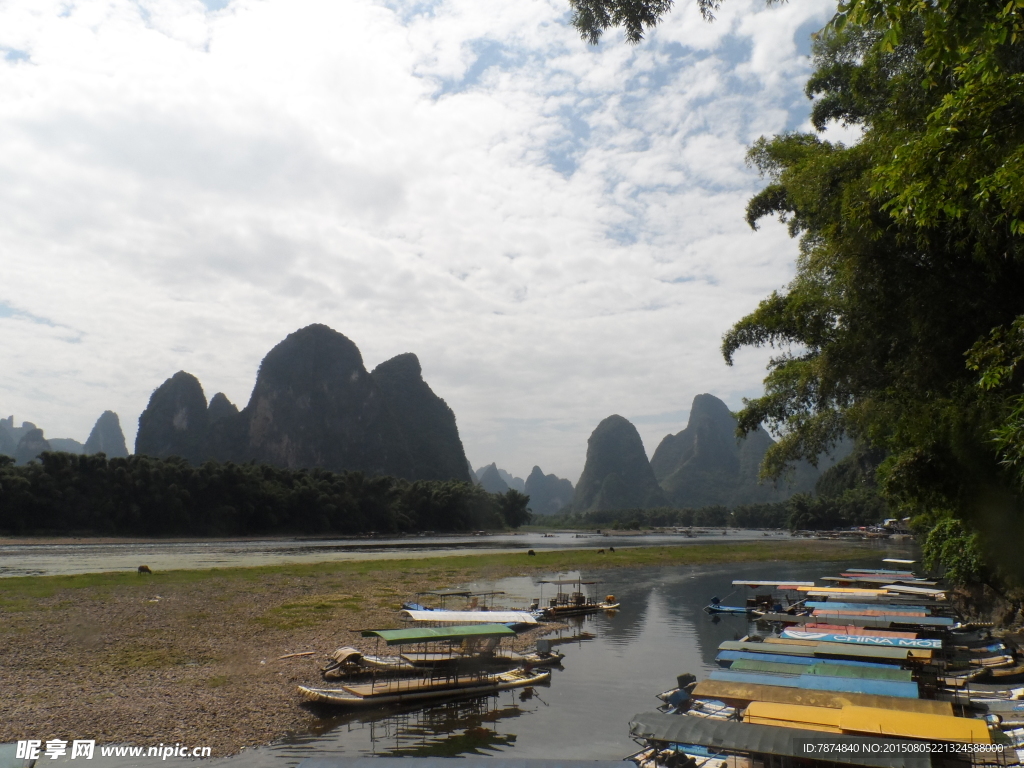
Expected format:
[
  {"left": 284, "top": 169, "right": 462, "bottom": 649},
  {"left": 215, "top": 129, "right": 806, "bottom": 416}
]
[{"left": 0, "top": 540, "right": 873, "bottom": 755}]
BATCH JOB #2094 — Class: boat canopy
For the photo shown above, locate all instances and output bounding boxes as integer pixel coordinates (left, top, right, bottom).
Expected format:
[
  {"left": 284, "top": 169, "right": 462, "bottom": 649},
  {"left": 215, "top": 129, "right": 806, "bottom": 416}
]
[
  {"left": 690, "top": 679, "right": 953, "bottom": 715},
  {"left": 883, "top": 585, "right": 948, "bottom": 596},
  {"left": 845, "top": 568, "right": 916, "bottom": 576},
  {"left": 722, "top": 639, "right": 921, "bottom": 660},
  {"left": 822, "top": 576, "right": 938, "bottom": 586},
  {"left": 627, "top": 711, "right": 933, "bottom": 768},
  {"left": 782, "top": 631, "right": 941, "bottom": 649},
  {"left": 362, "top": 624, "right": 516, "bottom": 645},
  {"left": 805, "top": 601, "right": 932, "bottom": 614},
  {"left": 717, "top": 650, "right": 895, "bottom": 669},
  {"left": 797, "top": 586, "right": 889, "bottom": 595},
  {"left": 416, "top": 589, "right": 474, "bottom": 597},
  {"left": 883, "top": 558, "right": 918, "bottom": 565},
  {"left": 400, "top": 610, "right": 537, "bottom": 625},
  {"left": 731, "top": 580, "right": 815, "bottom": 588},
  {"left": 744, "top": 702, "right": 991, "bottom": 744},
  {"left": 707, "top": 668, "right": 920, "bottom": 698},
  {"left": 811, "top": 613, "right": 953, "bottom": 627},
  {"left": 538, "top": 579, "right": 600, "bottom": 585},
  {"left": 730, "top": 659, "right": 913, "bottom": 682}
]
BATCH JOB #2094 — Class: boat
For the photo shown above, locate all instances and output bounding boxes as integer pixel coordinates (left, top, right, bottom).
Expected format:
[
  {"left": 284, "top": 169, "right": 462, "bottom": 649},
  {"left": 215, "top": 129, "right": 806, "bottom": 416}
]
[
  {"left": 707, "top": 668, "right": 921, "bottom": 698},
  {"left": 741, "top": 701, "right": 991, "bottom": 743},
  {"left": 300, "top": 667, "right": 551, "bottom": 707},
  {"left": 703, "top": 597, "right": 748, "bottom": 615},
  {"left": 536, "top": 577, "right": 619, "bottom": 618},
  {"left": 688, "top": 678, "right": 954, "bottom": 714},
  {"left": 628, "top": 711, "right": 935, "bottom": 768},
  {"left": 728, "top": 658, "right": 914, "bottom": 682},
  {"left": 399, "top": 609, "right": 539, "bottom": 627},
  {"left": 716, "top": 650, "right": 898, "bottom": 670},
  {"left": 321, "top": 623, "right": 563, "bottom": 679},
  {"left": 305, "top": 624, "right": 552, "bottom": 706}
]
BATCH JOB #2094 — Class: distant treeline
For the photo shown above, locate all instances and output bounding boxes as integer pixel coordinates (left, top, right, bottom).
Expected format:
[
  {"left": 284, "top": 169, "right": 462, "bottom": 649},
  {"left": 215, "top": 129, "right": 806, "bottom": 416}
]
[
  {"left": 0, "top": 452, "right": 531, "bottom": 536},
  {"left": 538, "top": 487, "right": 887, "bottom": 532}
]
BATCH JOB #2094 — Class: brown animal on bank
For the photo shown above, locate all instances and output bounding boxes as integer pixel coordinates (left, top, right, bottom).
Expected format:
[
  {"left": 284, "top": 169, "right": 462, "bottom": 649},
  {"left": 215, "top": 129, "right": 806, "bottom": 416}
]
[
  {"left": 527, "top": 549, "right": 536, "bottom": 556},
  {"left": 597, "top": 549, "right": 605, "bottom": 554},
  {"left": 137, "top": 565, "right": 152, "bottom": 574}
]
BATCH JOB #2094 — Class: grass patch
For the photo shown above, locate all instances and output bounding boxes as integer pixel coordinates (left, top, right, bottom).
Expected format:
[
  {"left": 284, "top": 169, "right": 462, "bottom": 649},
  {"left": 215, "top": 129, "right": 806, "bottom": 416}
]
[
  {"left": 256, "top": 594, "right": 365, "bottom": 629},
  {"left": 0, "top": 540, "right": 874, "bottom": 602},
  {"left": 107, "top": 646, "right": 194, "bottom": 670},
  {"left": 206, "top": 675, "right": 230, "bottom": 688}
]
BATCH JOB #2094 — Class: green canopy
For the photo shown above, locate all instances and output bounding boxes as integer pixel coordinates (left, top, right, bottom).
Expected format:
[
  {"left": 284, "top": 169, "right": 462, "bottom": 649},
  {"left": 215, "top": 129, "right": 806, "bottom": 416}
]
[{"left": 361, "top": 624, "right": 516, "bottom": 645}]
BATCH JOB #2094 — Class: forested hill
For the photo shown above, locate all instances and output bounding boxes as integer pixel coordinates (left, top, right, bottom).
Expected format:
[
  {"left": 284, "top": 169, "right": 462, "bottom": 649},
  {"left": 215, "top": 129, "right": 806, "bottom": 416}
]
[{"left": 0, "top": 452, "right": 530, "bottom": 537}]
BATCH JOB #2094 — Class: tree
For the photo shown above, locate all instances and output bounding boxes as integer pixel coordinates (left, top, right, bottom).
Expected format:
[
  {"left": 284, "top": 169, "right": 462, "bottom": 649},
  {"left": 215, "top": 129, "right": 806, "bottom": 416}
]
[
  {"left": 497, "top": 489, "right": 532, "bottom": 529},
  {"left": 566, "top": 0, "right": 1024, "bottom": 585}
]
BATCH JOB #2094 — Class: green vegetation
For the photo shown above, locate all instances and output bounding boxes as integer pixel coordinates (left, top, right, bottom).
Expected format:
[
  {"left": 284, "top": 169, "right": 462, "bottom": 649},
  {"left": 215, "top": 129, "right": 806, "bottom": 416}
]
[
  {"left": 0, "top": 540, "right": 871, "bottom": 599},
  {"left": 0, "top": 452, "right": 530, "bottom": 536},
  {"left": 565, "top": 0, "right": 1024, "bottom": 591}
]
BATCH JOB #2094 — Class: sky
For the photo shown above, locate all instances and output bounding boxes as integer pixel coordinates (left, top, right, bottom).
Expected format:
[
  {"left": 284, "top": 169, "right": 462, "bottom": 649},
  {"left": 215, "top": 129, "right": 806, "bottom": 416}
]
[{"left": 0, "top": 0, "right": 846, "bottom": 483}]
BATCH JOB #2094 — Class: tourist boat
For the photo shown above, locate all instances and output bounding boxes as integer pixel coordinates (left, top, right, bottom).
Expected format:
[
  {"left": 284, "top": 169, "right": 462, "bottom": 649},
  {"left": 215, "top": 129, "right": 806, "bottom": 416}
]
[
  {"left": 301, "top": 667, "right": 551, "bottom": 707},
  {"left": 401, "top": 588, "right": 506, "bottom": 612},
  {"left": 321, "top": 623, "right": 563, "bottom": 679},
  {"left": 306, "top": 624, "right": 552, "bottom": 706},
  {"left": 627, "top": 711, "right": 942, "bottom": 768},
  {"left": 536, "top": 577, "right": 619, "bottom": 618},
  {"left": 399, "top": 608, "right": 540, "bottom": 630}
]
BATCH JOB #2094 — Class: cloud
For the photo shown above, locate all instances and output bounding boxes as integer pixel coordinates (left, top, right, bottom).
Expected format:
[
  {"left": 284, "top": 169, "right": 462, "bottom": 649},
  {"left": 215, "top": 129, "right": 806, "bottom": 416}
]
[{"left": 0, "top": 0, "right": 836, "bottom": 482}]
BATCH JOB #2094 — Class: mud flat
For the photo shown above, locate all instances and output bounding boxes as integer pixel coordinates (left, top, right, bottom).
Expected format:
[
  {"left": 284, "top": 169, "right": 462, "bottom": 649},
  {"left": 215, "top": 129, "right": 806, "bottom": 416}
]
[{"left": 0, "top": 540, "right": 871, "bottom": 756}]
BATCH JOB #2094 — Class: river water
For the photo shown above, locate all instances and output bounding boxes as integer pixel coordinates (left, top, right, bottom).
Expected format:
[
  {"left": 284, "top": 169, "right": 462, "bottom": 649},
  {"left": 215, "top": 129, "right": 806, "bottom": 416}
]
[{"left": 0, "top": 530, "right": 794, "bottom": 578}]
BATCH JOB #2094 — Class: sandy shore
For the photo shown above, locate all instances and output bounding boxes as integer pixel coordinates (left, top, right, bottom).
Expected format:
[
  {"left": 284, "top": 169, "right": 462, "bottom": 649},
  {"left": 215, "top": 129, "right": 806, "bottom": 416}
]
[{"left": 0, "top": 540, "right": 872, "bottom": 755}]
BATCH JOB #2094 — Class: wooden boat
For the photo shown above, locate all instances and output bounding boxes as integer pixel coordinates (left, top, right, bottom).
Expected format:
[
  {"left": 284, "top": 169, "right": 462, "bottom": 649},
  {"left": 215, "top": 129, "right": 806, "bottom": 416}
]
[
  {"left": 300, "top": 667, "right": 551, "bottom": 707},
  {"left": 537, "top": 577, "right": 619, "bottom": 618},
  {"left": 307, "top": 624, "right": 553, "bottom": 706}
]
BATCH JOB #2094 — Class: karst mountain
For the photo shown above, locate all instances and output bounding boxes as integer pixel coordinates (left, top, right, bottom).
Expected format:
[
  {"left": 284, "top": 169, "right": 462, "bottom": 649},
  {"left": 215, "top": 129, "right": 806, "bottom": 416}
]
[{"left": 134, "top": 324, "right": 472, "bottom": 482}]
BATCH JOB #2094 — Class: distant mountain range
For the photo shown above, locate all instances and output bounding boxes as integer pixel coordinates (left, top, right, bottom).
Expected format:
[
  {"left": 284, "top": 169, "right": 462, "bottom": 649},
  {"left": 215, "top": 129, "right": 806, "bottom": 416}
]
[
  {"left": 134, "top": 324, "right": 473, "bottom": 482},
  {"left": 570, "top": 394, "right": 848, "bottom": 513},
  {"left": 470, "top": 462, "right": 575, "bottom": 515},
  {"left": 0, "top": 411, "right": 129, "bottom": 465}
]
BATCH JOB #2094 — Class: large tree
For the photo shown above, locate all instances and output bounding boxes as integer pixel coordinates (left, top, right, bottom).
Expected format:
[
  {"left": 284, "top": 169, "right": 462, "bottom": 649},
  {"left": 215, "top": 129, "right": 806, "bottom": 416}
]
[{"left": 568, "top": 0, "right": 1024, "bottom": 585}]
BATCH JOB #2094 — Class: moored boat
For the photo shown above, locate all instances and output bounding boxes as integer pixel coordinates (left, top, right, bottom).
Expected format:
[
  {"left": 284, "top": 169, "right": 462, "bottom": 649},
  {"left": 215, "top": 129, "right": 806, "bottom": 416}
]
[{"left": 300, "top": 667, "right": 551, "bottom": 707}]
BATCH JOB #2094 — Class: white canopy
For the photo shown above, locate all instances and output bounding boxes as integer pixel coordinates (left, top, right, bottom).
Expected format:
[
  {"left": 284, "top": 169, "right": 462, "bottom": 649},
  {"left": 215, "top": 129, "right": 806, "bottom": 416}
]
[
  {"left": 883, "top": 558, "right": 918, "bottom": 565},
  {"left": 400, "top": 610, "right": 538, "bottom": 624},
  {"left": 882, "top": 584, "right": 947, "bottom": 596}
]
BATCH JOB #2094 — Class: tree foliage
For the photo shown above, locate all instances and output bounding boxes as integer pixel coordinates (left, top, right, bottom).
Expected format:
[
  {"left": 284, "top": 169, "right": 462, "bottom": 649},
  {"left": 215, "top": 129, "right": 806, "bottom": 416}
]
[
  {"left": 0, "top": 452, "right": 530, "bottom": 536},
  {"left": 567, "top": 0, "right": 1024, "bottom": 585}
]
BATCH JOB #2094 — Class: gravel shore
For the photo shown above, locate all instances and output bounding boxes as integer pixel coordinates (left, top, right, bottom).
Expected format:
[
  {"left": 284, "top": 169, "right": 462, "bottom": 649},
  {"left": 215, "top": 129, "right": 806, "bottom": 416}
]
[{"left": 0, "top": 560, "right": 560, "bottom": 756}]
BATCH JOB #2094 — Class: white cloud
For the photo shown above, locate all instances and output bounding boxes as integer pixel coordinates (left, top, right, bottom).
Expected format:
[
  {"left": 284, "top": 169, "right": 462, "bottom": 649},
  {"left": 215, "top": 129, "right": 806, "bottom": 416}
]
[{"left": 0, "top": 0, "right": 836, "bottom": 483}]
